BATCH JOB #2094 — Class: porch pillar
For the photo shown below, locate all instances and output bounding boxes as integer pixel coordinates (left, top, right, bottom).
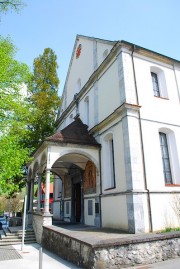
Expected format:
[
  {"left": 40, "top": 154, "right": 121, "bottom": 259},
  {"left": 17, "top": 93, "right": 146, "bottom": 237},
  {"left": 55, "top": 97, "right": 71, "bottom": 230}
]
[
  {"left": 80, "top": 173, "right": 84, "bottom": 224},
  {"left": 29, "top": 179, "right": 34, "bottom": 212},
  {"left": 44, "top": 169, "right": 50, "bottom": 214},
  {"left": 37, "top": 174, "right": 42, "bottom": 211}
]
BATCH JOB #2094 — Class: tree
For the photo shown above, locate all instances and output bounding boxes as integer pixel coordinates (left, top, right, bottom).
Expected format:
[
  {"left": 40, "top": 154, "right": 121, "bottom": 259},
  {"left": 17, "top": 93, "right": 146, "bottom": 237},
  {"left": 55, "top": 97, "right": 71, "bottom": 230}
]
[
  {"left": 0, "top": 0, "right": 24, "bottom": 13},
  {"left": 0, "top": 35, "right": 32, "bottom": 195},
  {"left": 28, "top": 48, "right": 61, "bottom": 149}
]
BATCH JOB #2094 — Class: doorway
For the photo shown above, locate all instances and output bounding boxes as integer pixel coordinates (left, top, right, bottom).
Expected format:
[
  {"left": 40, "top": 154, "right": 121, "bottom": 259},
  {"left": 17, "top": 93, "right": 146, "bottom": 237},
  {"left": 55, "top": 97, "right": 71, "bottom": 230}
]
[{"left": 74, "top": 183, "right": 81, "bottom": 222}]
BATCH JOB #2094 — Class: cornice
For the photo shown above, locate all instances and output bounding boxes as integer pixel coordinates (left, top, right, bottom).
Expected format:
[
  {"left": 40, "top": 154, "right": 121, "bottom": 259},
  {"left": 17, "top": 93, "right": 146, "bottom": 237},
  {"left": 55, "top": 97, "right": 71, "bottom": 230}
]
[{"left": 89, "top": 102, "right": 141, "bottom": 135}]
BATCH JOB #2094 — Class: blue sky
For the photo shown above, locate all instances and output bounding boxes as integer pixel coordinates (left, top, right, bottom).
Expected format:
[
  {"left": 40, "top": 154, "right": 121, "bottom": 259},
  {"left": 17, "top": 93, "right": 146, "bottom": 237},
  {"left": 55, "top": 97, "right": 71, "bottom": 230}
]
[{"left": 0, "top": 0, "right": 180, "bottom": 95}]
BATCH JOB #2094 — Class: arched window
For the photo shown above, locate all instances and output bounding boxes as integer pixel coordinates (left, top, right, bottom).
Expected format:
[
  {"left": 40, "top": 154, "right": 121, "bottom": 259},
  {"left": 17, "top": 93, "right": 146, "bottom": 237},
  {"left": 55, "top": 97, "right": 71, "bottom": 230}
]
[
  {"left": 150, "top": 66, "right": 168, "bottom": 98},
  {"left": 159, "top": 132, "right": 172, "bottom": 184},
  {"left": 159, "top": 128, "right": 180, "bottom": 185},
  {"left": 103, "top": 133, "right": 116, "bottom": 190}
]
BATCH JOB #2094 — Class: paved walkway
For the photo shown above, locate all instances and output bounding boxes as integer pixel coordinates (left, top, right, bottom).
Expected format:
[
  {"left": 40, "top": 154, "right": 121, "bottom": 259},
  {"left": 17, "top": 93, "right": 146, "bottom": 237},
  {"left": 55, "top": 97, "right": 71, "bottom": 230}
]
[
  {"left": 0, "top": 243, "right": 84, "bottom": 269},
  {"left": 126, "top": 258, "right": 180, "bottom": 269}
]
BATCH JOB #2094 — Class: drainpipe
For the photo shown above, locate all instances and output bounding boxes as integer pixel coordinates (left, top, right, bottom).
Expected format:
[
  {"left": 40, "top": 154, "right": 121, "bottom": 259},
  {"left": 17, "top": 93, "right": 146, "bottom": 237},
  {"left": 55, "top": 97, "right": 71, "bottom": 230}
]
[
  {"left": 131, "top": 45, "right": 153, "bottom": 232},
  {"left": 99, "top": 146, "right": 102, "bottom": 228},
  {"left": 173, "top": 64, "right": 180, "bottom": 104}
]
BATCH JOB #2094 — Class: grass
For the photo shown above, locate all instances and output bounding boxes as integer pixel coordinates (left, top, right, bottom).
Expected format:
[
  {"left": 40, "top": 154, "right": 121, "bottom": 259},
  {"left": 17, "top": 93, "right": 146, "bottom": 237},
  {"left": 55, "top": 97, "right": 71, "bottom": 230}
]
[{"left": 161, "top": 227, "right": 180, "bottom": 233}]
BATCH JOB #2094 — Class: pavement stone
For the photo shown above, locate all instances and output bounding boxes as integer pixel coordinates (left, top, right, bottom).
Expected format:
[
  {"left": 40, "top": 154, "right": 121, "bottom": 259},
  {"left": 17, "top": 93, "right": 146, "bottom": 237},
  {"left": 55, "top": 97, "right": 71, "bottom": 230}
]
[{"left": 0, "top": 245, "right": 22, "bottom": 261}]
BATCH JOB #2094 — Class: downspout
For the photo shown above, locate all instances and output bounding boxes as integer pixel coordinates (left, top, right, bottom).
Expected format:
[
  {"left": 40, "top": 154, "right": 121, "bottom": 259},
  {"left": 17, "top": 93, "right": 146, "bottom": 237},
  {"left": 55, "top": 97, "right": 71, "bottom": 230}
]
[
  {"left": 173, "top": 64, "right": 180, "bottom": 104},
  {"left": 99, "top": 146, "right": 102, "bottom": 228},
  {"left": 131, "top": 45, "right": 153, "bottom": 232}
]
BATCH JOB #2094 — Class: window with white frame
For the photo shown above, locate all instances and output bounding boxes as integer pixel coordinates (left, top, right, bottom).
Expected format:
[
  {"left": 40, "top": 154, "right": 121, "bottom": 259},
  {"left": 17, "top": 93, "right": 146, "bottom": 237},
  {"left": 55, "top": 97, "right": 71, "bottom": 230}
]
[
  {"left": 103, "top": 133, "right": 116, "bottom": 190},
  {"left": 150, "top": 67, "right": 168, "bottom": 98},
  {"left": 151, "top": 72, "right": 160, "bottom": 97},
  {"left": 159, "top": 132, "right": 172, "bottom": 184}
]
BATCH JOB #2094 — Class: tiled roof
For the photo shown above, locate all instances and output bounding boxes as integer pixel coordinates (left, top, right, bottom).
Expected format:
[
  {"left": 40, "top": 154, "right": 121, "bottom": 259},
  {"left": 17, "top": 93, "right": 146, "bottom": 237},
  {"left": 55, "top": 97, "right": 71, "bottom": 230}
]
[{"left": 46, "top": 117, "right": 100, "bottom": 146}]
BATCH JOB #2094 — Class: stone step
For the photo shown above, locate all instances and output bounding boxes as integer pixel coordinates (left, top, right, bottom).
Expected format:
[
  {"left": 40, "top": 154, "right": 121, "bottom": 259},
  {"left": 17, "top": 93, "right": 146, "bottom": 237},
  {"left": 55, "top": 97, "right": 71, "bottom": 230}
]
[
  {"left": 0, "top": 239, "right": 37, "bottom": 246},
  {"left": 0, "top": 227, "right": 36, "bottom": 245},
  {"left": 1, "top": 235, "right": 36, "bottom": 240}
]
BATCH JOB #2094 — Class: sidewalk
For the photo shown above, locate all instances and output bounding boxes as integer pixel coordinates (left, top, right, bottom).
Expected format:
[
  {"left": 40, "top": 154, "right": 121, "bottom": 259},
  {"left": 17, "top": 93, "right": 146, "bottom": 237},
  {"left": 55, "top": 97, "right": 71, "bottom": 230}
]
[
  {"left": 126, "top": 258, "right": 180, "bottom": 269},
  {"left": 0, "top": 242, "right": 180, "bottom": 269},
  {"left": 0, "top": 243, "right": 83, "bottom": 269}
]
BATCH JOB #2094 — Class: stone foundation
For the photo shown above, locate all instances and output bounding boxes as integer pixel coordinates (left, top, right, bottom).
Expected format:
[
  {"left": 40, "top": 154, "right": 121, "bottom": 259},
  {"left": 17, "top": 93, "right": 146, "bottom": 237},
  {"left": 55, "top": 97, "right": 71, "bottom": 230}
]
[
  {"left": 32, "top": 212, "right": 52, "bottom": 244},
  {"left": 42, "top": 226, "right": 180, "bottom": 269}
]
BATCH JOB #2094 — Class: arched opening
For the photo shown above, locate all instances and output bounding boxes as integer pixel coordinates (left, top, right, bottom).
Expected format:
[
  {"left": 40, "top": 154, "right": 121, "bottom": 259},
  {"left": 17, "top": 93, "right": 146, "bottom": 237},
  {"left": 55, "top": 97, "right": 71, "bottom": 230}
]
[{"left": 51, "top": 153, "right": 98, "bottom": 225}]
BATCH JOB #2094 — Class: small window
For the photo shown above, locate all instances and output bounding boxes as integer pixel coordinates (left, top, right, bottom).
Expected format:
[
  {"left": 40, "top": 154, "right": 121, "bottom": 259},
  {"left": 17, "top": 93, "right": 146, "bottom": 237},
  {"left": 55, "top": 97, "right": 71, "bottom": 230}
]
[
  {"left": 76, "top": 78, "right": 81, "bottom": 92},
  {"left": 159, "top": 132, "right": 172, "bottom": 184},
  {"left": 69, "top": 113, "right": 73, "bottom": 123},
  {"left": 102, "top": 49, "right": 108, "bottom": 60},
  {"left": 84, "top": 96, "right": 89, "bottom": 126},
  {"left": 88, "top": 200, "right": 93, "bottom": 215},
  {"left": 151, "top": 72, "right": 160, "bottom": 97},
  {"left": 66, "top": 202, "right": 69, "bottom": 214}
]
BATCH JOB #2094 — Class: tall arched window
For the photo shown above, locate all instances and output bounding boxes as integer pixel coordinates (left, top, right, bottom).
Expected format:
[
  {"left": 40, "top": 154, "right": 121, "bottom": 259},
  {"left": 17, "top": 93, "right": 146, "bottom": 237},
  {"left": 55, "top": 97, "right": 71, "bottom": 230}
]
[
  {"left": 159, "top": 128, "right": 180, "bottom": 185},
  {"left": 103, "top": 133, "right": 116, "bottom": 190},
  {"left": 159, "top": 132, "right": 172, "bottom": 184}
]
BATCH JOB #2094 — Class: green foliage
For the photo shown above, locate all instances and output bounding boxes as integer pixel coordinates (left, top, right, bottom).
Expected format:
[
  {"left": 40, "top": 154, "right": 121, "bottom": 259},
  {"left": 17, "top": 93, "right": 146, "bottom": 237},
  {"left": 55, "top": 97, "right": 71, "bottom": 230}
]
[
  {"left": 0, "top": 35, "right": 32, "bottom": 195},
  {"left": 160, "top": 227, "right": 180, "bottom": 233},
  {"left": 28, "top": 48, "right": 61, "bottom": 149},
  {"left": 0, "top": 0, "right": 25, "bottom": 14}
]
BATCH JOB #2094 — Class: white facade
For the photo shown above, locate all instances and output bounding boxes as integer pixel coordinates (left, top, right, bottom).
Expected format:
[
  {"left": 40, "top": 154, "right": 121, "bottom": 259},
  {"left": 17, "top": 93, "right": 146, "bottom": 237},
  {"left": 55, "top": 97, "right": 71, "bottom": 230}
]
[{"left": 28, "top": 35, "right": 180, "bottom": 234}]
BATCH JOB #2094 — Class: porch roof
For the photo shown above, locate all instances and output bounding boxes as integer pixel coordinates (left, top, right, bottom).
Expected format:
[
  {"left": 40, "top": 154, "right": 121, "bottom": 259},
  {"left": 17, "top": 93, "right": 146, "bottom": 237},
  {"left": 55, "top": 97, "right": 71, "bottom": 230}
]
[{"left": 46, "top": 117, "right": 100, "bottom": 147}]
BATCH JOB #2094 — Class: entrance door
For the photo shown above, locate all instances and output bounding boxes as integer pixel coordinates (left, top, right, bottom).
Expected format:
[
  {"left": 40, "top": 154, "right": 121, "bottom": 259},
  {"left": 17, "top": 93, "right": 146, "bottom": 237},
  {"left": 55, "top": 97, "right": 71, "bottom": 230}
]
[{"left": 74, "top": 183, "right": 81, "bottom": 222}]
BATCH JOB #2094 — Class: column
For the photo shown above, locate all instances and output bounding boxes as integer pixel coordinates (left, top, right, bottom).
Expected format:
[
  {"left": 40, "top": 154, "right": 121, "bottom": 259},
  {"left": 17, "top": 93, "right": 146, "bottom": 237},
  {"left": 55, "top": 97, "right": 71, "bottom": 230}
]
[
  {"left": 44, "top": 169, "right": 50, "bottom": 214},
  {"left": 37, "top": 174, "right": 42, "bottom": 211},
  {"left": 26, "top": 181, "right": 31, "bottom": 212},
  {"left": 29, "top": 179, "right": 34, "bottom": 212},
  {"left": 80, "top": 173, "right": 84, "bottom": 224}
]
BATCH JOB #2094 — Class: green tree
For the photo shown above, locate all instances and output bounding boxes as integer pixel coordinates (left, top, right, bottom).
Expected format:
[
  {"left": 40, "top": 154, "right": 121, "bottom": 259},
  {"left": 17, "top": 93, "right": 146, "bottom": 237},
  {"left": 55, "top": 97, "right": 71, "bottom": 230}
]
[
  {"left": 0, "top": 35, "right": 32, "bottom": 195},
  {"left": 0, "top": 0, "right": 24, "bottom": 13},
  {"left": 28, "top": 48, "right": 61, "bottom": 149}
]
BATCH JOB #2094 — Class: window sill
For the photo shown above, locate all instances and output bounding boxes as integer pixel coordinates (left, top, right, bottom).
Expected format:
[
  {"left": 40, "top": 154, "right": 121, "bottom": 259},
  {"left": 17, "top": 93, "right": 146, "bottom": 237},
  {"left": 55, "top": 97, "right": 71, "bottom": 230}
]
[
  {"left": 165, "top": 184, "right": 180, "bottom": 187},
  {"left": 104, "top": 187, "right": 116, "bottom": 191},
  {"left": 154, "top": 96, "right": 169, "bottom": 100}
]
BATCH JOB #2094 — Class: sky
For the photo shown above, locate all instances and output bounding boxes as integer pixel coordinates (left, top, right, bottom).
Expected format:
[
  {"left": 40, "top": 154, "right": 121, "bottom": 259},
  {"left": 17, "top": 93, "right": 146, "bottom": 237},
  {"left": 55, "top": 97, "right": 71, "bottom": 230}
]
[{"left": 0, "top": 0, "right": 180, "bottom": 95}]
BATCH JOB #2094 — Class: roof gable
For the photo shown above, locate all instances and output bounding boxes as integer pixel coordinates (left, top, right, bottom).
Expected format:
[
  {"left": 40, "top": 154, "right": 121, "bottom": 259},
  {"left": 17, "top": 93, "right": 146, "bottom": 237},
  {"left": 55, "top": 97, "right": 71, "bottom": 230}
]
[
  {"left": 60, "top": 35, "right": 116, "bottom": 113},
  {"left": 46, "top": 116, "right": 100, "bottom": 146}
]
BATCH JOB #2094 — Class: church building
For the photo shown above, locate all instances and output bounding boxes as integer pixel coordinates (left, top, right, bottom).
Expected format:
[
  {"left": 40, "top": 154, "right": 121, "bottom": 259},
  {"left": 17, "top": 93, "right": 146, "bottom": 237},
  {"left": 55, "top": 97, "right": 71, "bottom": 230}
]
[{"left": 27, "top": 35, "right": 180, "bottom": 241}]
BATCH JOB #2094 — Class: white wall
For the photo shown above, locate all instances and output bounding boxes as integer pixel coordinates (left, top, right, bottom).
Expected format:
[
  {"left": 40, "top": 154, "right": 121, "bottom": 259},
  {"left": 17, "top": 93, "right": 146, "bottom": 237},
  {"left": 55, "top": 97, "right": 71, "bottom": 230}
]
[{"left": 101, "top": 195, "right": 128, "bottom": 230}]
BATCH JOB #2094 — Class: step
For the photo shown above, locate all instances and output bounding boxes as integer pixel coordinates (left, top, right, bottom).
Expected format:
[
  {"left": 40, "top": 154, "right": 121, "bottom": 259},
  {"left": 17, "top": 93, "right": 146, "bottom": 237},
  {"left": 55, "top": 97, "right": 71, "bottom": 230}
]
[
  {"left": 0, "top": 227, "right": 36, "bottom": 245},
  {"left": 0, "top": 240, "right": 37, "bottom": 246}
]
